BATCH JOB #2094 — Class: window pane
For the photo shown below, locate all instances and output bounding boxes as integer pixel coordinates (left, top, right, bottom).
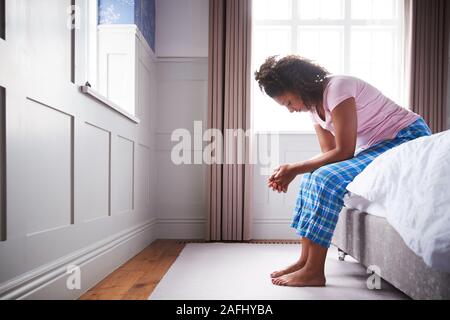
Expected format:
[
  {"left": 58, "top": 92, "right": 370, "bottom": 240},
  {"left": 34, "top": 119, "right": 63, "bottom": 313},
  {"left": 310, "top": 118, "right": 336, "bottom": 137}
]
[
  {"left": 297, "top": 27, "right": 344, "bottom": 74},
  {"left": 351, "top": 0, "right": 396, "bottom": 20},
  {"left": 253, "top": 26, "right": 291, "bottom": 69},
  {"left": 252, "top": 0, "right": 405, "bottom": 132},
  {"left": 351, "top": 27, "right": 399, "bottom": 102},
  {"left": 299, "top": 0, "right": 344, "bottom": 20},
  {"left": 254, "top": 0, "right": 292, "bottom": 20},
  {"left": 253, "top": 25, "right": 313, "bottom": 132}
]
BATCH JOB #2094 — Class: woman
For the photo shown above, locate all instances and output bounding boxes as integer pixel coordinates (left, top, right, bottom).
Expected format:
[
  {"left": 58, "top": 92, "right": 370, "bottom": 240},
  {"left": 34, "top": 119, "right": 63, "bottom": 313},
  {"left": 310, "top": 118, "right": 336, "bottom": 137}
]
[{"left": 254, "top": 55, "right": 432, "bottom": 287}]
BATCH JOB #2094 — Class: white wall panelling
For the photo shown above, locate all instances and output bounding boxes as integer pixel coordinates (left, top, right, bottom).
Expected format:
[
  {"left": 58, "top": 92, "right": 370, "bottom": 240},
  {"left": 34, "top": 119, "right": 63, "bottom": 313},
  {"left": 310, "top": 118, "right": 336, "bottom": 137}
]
[
  {"left": 80, "top": 121, "right": 111, "bottom": 223},
  {"left": 20, "top": 98, "right": 74, "bottom": 236},
  {"left": 155, "top": 59, "right": 208, "bottom": 239},
  {"left": 153, "top": 0, "right": 210, "bottom": 239},
  {"left": 0, "top": 0, "right": 157, "bottom": 299},
  {"left": 112, "top": 135, "right": 135, "bottom": 215}
]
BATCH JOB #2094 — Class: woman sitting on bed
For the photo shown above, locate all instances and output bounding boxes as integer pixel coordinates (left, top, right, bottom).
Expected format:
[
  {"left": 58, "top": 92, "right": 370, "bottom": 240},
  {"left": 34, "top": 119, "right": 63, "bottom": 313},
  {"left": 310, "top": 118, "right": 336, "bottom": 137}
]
[{"left": 254, "top": 55, "right": 432, "bottom": 287}]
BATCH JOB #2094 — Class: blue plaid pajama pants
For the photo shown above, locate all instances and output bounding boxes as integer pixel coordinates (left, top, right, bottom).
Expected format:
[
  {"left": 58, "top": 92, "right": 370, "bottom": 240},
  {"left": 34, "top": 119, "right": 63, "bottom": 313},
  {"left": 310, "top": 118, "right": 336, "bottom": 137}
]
[{"left": 291, "top": 117, "right": 432, "bottom": 248}]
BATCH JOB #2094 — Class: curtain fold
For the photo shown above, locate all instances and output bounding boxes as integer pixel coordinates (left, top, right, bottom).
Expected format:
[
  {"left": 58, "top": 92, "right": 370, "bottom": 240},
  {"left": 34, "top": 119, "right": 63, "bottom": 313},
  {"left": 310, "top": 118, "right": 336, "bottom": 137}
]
[
  {"left": 206, "top": 0, "right": 253, "bottom": 241},
  {"left": 405, "top": 0, "right": 450, "bottom": 133}
]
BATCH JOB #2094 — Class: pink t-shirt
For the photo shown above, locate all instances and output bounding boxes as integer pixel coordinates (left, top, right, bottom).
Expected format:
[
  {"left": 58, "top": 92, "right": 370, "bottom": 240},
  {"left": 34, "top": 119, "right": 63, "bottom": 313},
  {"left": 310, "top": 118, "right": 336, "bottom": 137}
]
[{"left": 310, "top": 75, "right": 420, "bottom": 150}]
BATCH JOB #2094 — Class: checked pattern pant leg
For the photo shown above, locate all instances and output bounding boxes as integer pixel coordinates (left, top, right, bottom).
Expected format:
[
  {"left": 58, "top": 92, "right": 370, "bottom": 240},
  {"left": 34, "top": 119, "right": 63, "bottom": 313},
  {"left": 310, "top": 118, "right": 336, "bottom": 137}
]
[{"left": 290, "top": 118, "right": 432, "bottom": 248}]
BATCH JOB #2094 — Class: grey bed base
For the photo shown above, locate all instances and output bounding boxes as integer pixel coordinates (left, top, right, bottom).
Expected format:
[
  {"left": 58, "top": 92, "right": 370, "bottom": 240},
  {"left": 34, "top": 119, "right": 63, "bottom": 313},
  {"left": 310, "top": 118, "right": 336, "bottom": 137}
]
[{"left": 332, "top": 208, "right": 450, "bottom": 300}]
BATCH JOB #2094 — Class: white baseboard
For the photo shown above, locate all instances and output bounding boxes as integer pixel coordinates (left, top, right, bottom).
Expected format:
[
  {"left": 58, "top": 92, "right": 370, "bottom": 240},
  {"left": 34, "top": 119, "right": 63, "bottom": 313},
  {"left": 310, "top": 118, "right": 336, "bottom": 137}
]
[
  {"left": 0, "top": 218, "right": 158, "bottom": 300},
  {"left": 157, "top": 218, "right": 206, "bottom": 239},
  {"left": 156, "top": 218, "right": 298, "bottom": 240},
  {"left": 252, "top": 219, "right": 298, "bottom": 240}
]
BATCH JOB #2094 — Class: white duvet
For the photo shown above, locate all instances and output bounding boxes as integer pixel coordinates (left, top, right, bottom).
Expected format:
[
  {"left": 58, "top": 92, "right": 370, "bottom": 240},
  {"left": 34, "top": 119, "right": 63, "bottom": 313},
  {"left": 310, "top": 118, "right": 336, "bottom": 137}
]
[{"left": 346, "top": 130, "right": 450, "bottom": 273}]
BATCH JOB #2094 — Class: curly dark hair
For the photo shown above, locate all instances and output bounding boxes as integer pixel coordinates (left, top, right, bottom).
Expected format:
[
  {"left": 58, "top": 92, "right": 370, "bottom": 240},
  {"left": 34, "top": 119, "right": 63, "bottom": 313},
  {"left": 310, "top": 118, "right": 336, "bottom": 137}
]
[{"left": 254, "top": 55, "right": 330, "bottom": 109}]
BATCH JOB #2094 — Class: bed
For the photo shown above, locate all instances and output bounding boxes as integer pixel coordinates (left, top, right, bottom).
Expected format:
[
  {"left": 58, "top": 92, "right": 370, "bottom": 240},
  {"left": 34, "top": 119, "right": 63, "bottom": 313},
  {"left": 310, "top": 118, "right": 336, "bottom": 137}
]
[
  {"left": 332, "top": 130, "right": 450, "bottom": 300},
  {"left": 332, "top": 207, "right": 450, "bottom": 300}
]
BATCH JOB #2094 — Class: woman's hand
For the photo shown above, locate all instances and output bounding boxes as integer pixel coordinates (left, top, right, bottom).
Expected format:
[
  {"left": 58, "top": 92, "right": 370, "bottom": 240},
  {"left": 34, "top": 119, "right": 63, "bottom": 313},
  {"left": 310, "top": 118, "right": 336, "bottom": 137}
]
[
  {"left": 268, "top": 180, "right": 286, "bottom": 193},
  {"left": 267, "top": 164, "right": 297, "bottom": 193}
]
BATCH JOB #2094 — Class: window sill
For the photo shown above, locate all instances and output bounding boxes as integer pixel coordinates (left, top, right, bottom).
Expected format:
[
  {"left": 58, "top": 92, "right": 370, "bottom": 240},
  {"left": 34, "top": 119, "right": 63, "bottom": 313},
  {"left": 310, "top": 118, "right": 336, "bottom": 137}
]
[{"left": 80, "top": 86, "right": 140, "bottom": 124}]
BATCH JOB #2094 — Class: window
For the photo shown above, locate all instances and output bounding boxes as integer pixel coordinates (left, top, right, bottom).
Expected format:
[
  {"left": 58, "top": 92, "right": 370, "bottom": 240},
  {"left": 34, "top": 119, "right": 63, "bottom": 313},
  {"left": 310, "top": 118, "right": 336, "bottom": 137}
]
[
  {"left": 252, "top": 0, "right": 405, "bottom": 133},
  {"left": 1, "top": 0, "right": 5, "bottom": 40},
  {"left": 73, "top": 0, "right": 99, "bottom": 90},
  {"left": 73, "top": 0, "right": 138, "bottom": 121}
]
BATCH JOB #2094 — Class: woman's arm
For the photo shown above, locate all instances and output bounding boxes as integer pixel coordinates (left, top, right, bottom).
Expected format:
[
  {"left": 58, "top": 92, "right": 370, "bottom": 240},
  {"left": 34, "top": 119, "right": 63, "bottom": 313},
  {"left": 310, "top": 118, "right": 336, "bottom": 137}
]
[
  {"left": 291, "top": 97, "right": 357, "bottom": 175},
  {"left": 302, "top": 125, "right": 337, "bottom": 164},
  {"left": 270, "top": 97, "right": 358, "bottom": 192},
  {"left": 314, "top": 124, "right": 336, "bottom": 153}
]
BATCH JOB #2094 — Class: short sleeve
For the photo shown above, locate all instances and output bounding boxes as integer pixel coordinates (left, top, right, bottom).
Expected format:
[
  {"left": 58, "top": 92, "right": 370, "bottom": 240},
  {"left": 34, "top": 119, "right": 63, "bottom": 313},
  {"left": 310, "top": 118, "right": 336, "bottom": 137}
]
[
  {"left": 309, "top": 111, "right": 318, "bottom": 124},
  {"left": 325, "top": 77, "right": 357, "bottom": 112}
]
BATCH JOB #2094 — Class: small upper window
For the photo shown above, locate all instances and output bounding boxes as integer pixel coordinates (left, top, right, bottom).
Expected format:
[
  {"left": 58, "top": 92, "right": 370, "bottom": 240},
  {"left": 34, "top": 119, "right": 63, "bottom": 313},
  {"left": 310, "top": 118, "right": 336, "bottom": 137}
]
[{"left": 73, "top": 0, "right": 138, "bottom": 119}]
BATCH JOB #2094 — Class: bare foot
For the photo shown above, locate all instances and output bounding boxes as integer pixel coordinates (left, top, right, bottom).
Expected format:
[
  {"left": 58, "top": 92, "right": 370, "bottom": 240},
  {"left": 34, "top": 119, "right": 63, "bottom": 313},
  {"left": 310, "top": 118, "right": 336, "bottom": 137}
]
[
  {"left": 270, "top": 260, "right": 306, "bottom": 278},
  {"left": 271, "top": 268, "right": 326, "bottom": 287}
]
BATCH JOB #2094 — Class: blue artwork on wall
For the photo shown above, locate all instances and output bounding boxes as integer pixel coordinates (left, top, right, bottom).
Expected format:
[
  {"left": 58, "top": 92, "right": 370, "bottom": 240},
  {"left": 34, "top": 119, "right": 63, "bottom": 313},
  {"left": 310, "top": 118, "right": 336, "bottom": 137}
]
[
  {"left": 135, "top": 0, "right": 156, "bottom": 52},
  {"left": 98, "top": 0, "right": 155, "bottom": 52}
]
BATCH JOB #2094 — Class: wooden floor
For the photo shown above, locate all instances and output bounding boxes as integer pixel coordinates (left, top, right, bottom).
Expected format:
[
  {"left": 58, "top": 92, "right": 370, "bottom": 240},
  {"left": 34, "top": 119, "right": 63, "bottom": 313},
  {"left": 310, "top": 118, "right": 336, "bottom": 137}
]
[
  {"left": 79, "top": 239, "right": 186, "bottom": 300},
  {"left": 79, "top": 239, "right": 301, "bottom": 300}
]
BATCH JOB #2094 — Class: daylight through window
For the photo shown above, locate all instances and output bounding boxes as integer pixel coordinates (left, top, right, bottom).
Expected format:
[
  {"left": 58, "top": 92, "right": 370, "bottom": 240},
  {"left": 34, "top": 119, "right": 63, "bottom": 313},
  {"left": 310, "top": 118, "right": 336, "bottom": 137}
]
[{"left": 252, "top": 0, "right": 405, "bottom": 133}]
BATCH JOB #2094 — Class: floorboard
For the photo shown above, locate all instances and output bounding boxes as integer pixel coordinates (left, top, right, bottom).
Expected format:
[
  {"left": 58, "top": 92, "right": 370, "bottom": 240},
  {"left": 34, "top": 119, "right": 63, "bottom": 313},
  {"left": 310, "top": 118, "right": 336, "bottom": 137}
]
[{"left": 79, "top": 239, "right": 186, "bottom": 300}]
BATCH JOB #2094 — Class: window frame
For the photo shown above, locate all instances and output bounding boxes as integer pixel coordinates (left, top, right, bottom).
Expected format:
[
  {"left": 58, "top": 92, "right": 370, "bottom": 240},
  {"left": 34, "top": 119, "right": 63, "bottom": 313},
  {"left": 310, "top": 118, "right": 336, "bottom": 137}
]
[
  {"left": 252, "top": 0, "right": 405, "bottom": 134},
  {"left": 73, "top": 0, "right": 98, "bottom": 89}
]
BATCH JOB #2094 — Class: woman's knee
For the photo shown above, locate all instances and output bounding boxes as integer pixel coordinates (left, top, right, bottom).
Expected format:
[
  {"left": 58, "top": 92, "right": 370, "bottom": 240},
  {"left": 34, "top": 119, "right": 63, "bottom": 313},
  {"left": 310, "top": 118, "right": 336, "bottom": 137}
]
[
  {"left": 299, "top": 172, "right": 312, "bottom": 186},
  {"left": 310, "top": 165, "right": 339, "bottom": 186}
]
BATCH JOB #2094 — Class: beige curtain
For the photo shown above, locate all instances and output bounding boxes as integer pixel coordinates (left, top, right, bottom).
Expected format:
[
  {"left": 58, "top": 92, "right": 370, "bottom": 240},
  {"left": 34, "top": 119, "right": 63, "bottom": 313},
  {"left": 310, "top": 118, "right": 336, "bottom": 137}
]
[
  {"left": 405, "top": 0, "right": 450, "bottom": 133},
  {"left": 206, "top": 0, "right": 253, "bottom": 241}
]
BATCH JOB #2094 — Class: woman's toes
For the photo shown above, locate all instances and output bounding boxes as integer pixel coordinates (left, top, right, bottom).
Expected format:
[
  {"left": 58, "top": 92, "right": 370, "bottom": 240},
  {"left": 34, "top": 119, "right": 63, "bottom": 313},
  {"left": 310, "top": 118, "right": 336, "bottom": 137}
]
[{"left": 272, "top": 277, "right": 284, "bottom": 286}]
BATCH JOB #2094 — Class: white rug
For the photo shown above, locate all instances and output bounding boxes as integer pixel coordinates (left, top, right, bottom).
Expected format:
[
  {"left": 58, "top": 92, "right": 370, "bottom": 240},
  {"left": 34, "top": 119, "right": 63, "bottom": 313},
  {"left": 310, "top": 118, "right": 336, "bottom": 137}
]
[{"left": 148, "top": 243, "right": 409, "bottom": 300}]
